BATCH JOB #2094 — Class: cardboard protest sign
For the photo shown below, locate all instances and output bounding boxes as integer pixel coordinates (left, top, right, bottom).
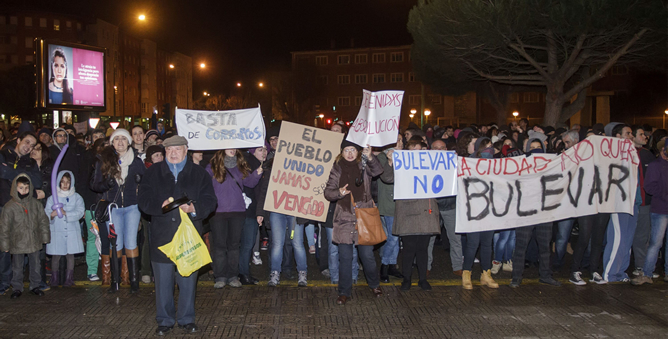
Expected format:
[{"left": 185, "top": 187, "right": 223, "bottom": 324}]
[
  {"left": 73, "top": 121, "right": 88, "bottom": 135},
  {"left": 175, "top": 106, "right": 265, "bottom": 150},
  {"left": 392, "top": 150, "right": 458, "bottom": 199},
  {"left": 456, "top": 135, "right": 639, "bottom": 233},
  {"left": 346, "top": 90, "right": 403, "bottom": 147},
  {"left": 263, "top": 122, "right": 344, "bottom": 222}
]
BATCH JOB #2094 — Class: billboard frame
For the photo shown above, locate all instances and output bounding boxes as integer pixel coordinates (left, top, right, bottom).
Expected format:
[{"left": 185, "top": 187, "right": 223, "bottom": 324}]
[{"left": 36, "top": 39, "right": 107, "bottom": 112}]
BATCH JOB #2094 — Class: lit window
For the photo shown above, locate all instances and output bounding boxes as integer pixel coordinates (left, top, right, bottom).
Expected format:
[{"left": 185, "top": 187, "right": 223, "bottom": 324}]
[
  {"left": 390, "top": 52, "right": 404, "bottom": 62},
  {"left": 54, "top": 19, "right": 60, "bottom": 31},
  {"left": 354, "top": 74, "right": 367, "bottom": 84},
  {"left": 372, "top": 73, "right": 385, "bottom": 83},
  {"left": 354, "top": 54, "right": 367, "bottom": 64},
  {"left": 337, "top": 55, "right": 350, "bottom": 65},
  {"left": 372, "top": 53, "right": 385, "bottom": 63}
]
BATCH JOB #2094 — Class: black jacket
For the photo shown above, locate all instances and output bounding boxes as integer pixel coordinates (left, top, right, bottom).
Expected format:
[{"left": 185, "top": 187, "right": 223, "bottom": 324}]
[
  {"left": 0, "top": 149, "right": 42, "bottom": 206},
  {"left": 90, "top": 152, "right": 145, "bottom": 208},
  {"left": 138, "top": 159, "right": 216, "bottom": 264},
  {"left": 49, "top": 134, "right": 88, "bottom": 197}
]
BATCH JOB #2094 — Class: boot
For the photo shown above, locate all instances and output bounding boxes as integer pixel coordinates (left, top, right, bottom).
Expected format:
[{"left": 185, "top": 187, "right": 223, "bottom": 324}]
[
  {"left": 480, "top": 269, "right": 499, "bottom": 288},
  {"left": 101, "top": 255, "right": 111, "bottom": 285},
  {"left": 380, "top": 264, "right": 389, "bottom": 283},
  {"left": 462, "top": 270, "right": 473, "bottom": 290},
  {"left": 127, "top": 248, "right": 139, "bottom": 293},
  {"left": 121, "top": 255, "right": 130, "bottom": 286},
  {"left": 63, "top": 270, "right": 74, "bottom": 287},
  {"left": 388, "top": 264, "right": 404, "bottom": 279},
  {"left": 50, "top": 271, "right": 60, "bottom": 287}
]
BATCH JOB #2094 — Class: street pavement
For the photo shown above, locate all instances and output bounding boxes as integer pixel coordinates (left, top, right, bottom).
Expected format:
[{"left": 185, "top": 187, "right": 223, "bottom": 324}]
[{"left": 0, "top": 242, "right": 667, "bottom": 338}]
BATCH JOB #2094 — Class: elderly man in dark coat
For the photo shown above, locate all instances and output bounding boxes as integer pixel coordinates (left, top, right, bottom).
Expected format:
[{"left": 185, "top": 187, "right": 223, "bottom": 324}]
[{"left": 138, "top": 135, "right": 216, "bottom": 336}]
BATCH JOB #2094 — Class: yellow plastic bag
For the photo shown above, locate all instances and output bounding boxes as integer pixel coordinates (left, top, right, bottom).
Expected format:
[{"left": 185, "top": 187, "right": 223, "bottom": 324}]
[{"left": 159, "top": 209, "right": 212, "bottom": 277}]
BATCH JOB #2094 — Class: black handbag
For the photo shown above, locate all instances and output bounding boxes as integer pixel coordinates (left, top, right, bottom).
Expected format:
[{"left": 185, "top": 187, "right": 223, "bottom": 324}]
[{"left": 91, "top": 185, "right": 122, "bottom": 224}]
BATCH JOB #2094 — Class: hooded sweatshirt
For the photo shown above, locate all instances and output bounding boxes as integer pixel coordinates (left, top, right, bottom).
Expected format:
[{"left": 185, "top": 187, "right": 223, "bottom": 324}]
[
  {"left": 45, "top": 170, "right": 85, "bottom": 255},
  {"left": 0, "top": 174, "right": 50, "bottom": 254}
]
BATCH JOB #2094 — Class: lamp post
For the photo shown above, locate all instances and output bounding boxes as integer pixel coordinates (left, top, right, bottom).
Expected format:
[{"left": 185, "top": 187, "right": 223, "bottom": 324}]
[
  {"left": 513, "top": 111, "right": 519, "bottom": 121},
  {"left": 424, "top": 109, "right": 431, "bottom": 124},
  {"left": 664, "top": 109, "right": 668, "bottom": 129}
]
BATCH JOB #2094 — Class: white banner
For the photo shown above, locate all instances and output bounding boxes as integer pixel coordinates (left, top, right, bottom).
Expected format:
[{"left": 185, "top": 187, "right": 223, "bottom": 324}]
[
  {"left": 175, "top": 106, "right": 265, "bottom": 150},
  {"left": 392, "top": 150, "right": 458, "bottom": 199},
  {"left": 346, "top": 90, "right": 403, "bottom": 147},
  {"left": 456, "top": 136, "right": 639, "bottom": 233}
]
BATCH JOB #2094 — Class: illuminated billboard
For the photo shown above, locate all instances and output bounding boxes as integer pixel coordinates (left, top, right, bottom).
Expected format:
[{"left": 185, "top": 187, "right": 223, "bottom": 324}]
[{"left": 36, "top": 39, "right": 106, "bottom": 111}]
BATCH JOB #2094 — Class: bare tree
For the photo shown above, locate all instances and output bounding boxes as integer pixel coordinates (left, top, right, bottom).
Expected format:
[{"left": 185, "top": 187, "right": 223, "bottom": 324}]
[{"left": 408, "top": 0, "right": 666, "bottom": 126}]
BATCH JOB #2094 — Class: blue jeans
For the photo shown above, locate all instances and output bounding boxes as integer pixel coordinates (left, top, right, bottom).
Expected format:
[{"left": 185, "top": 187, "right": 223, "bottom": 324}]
[
  {"left": 553, "top": 218, "right": 574, "bottom": 268},
  {"left": 239, "top": 217, "right": 259, "bottom": 276},
  {"left": 642, "top": 213, "right": 668, "bottom": 277},
  {"left": 325, "top": 227, "right": 358, "bottom": 283},
  {"left": 380, "top": 216, "right": 400, "bottom": 265},
  {"left": 305, "top": 224, "right": 316, "bottom": 247},
  {"left": 493, "top": 230, "right": 515, "bottom": 262},
  {"left": 269, "top": 213, "right": 307, "bottom": 272},
  {"left": 107, "top": 204, "right": 141, "bottom": 251}
]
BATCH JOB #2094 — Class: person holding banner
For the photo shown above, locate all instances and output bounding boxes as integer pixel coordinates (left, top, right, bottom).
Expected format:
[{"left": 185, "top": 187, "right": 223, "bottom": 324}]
[
  {"left": 383, "top": 139, "right": 440, "bottom": 291},
  {"left": 207, "top": 149, "right": 262, "bottom": 289},
  {"left": 324, "top": 140, "right": 383, "bottom": 305},
  {"left": 457, "top": 133, "right": 499, "bottom": 290},
  {"left": 376, "top": 137, "right": 404, "bottom": 283}
]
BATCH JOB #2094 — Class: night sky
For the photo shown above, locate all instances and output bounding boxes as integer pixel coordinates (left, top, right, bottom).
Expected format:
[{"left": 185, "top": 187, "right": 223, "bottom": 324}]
[{"left": 16, "top": 0, "right": 416, "bottom": 94}]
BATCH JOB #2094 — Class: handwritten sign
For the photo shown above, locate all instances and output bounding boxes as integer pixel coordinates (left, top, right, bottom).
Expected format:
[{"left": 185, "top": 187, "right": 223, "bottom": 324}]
[
  {"left": 392, "top": 150, "right": 458, "bottom": 199},
  {"left": 346, "top": 90, "right": 403, "bottom": 147},
  {"left": 175, "top": 106, "right": 265, "bottom": 150},
  {"left": 456, "top": 135, "right": 639, "bottom": 233},
  {"left": 263, "top": 122, "right": 344, "bottom": 222}
]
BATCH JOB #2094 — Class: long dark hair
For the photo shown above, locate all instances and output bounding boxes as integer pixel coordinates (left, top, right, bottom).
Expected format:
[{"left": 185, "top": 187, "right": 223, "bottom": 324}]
[
  {"left": 210, "top": 149, "right": 250, "bottom": 183},
  {"left": 49, "top": 48, "right": 73, "bottom": 103},
  {"left": 100, "top": 146, "right": 120, "bottom": 181},
  {"left": 456, "top": 131, "right": 478, "bottom": 157}
]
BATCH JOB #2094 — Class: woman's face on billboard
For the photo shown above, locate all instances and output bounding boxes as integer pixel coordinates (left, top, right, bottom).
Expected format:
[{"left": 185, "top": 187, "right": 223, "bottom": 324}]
[{"left": 52, "top": 56, "right": 66, "bottom": 83}]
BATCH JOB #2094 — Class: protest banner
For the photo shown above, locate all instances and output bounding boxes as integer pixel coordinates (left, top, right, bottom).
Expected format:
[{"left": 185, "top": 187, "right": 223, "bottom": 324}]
[
  {"left": 175, "top": 106, "right": 265, "bottom": 150},
  {"left": 263, "top": 122, "right": 344, "bottom": 222},
  {"left": 456, "top": 135, "right": 639, "bottom": 233},
  {"left": 346, "top": 89, "right": 403, "bottom": 147},
  {"left": 392, "top": 150, "right": 458, "bottom": 199},
  {"left": 73, "top": 121, "right": 87, "bottom": 135}
]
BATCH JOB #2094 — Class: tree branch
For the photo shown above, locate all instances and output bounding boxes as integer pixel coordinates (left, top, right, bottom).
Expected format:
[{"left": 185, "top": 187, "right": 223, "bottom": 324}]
[
  {"left": 558, "top": 34, "right": 587, "bottom": 78},
  {"left": 563, "top": 28, "right": 648, "bottom": 98},
  {"left": 546, "top": 30, "right": 559, "bottom": 74},
  {"left": 464, "top": 60, "right": 544, "bottom": 81},
  {"left": 507, "top": 36, "right": 551, "bottom": 79}
]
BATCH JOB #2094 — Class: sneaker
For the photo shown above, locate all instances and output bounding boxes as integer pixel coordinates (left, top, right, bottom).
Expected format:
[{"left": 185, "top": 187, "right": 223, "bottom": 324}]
[
  {"left": 321, "top": 269, "right": 330, "bottom": 278},
  {"left": 309, "top": 245, "right": 316, "bottom": 254},
  {"left": 539, "top": 277, "right": 562, "bottom": 286},
  {"left": 88, "top": 274, "right": 100, "bottom": 282},
  {"left": 652, "top": 272, "right": 660, "bottom": 279},
  {"left": 298, "top": 271, "right": 308, "bottom": 287},
  {"left": 503, "top": 260, "right": 513, "bottom": 272},
  {"left": 631, "top": 275, "right": 653, "bottom": 286},
  {"left": 142, "top": 275, "right": 152, "bottom": 284},
  {"left": 509, "top": 280, "right": 521, "bottom": 288},
  {"left": 632, "top": 267, "right": 643, "bottom": 276},
  {"left": 491, "top": 261, "right": 502, "bottom": 274},
  {"left": 260, "top": 238, "right": 269, "bottom": 251},
  {"left": 252, "top": 252, "right": 262, "bottom": 265},
  {"left": 474, "top": 258, "right": 480, "bottom": 264},
  {"left": 569, "top": 272, "right": 586, "bottom": 286},
  {"left": 38, "top": 284, "right": 51, "bottom": 292},
  {"left": 268, "top": 271, "right": 280, "bottom": 287},
  {"left": 227, "top": 277, "right": 242, "bottom": 288},
  {"left": 590, "top": 272, "right": 607, "bottom": 285},
  {"left": 214, "top": 281, "right": 226, "bottom": 289},
  {"left": 620, "top": 277, "right": 630, "bottom": 283}
]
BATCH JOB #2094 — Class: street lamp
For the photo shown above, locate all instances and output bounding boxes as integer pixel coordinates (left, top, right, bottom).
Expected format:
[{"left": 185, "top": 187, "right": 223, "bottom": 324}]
[
  {"left": 319, "top": 114, "right": 324, "bottom": 118},
  {"left": 424, "top": 109, "right": 431, "bottom": 116},
  {"left": 203, "top": 91, "right": 208, "bottom": 96},
  {"left": 410, "top": 109, "right": 417, "bottom": 115},
  {"left": 236, "top": 82, "right": 242, "bottom": 87},
  {"left": 258, "top": 82, "right": 264, "bottom": 87},
  {"left": 664, "top": 109, "right": 668, "bottom": 129},
  {"left": 513, "top": 111, "right": 519, "bottom": 120},
  {"left": 409, "top": 114, "right": 415, "bottom": 119},
  {"left": 200, "top": 63, "right": 206, "bottom": 69},
  {"left": 138, "top": 14, "right": 146, "bottom": 21},
  {"left": 169, "top": 64, "right": 174, "bottom": 69}
]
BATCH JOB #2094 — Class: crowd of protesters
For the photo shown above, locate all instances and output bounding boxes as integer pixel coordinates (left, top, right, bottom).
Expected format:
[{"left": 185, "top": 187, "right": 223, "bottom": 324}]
[{"left": 0, "top": 117, "right": 666, "bottom": 335}]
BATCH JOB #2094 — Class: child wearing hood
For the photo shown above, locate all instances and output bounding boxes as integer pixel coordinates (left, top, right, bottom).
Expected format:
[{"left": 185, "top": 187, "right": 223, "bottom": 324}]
[
  {"left": 0, "top": 174, "right": 50, "bottom": 298},
  {"left": 45, "top": 170, "right": 85, "bottom": 287}
]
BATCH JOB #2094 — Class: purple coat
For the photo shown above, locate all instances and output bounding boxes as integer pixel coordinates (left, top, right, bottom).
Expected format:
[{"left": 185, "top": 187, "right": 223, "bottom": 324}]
[
  {"left": 644, "top": 157, "right": 668, "bottom": 215},
  {"left": 206, "top": 164, "right": 261, "bottom": 213}
]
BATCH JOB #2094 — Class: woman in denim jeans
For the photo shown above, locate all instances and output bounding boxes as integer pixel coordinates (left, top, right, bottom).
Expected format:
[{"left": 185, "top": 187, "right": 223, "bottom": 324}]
[
  {"left": 90, "top": 128, "right": 145, "bottom": 293},
  {"left": 324, "top": 140, "right": 383, "bottom": 305}
]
